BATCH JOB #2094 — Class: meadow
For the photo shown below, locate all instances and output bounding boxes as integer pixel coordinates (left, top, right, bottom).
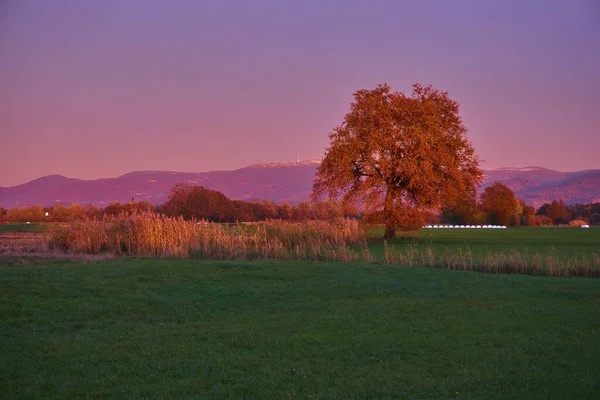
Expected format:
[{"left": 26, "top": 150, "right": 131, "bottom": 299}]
[
  {"left": 368, "top": 225, "right": 599, "bottom": 259},
  {"left": 1, "top": 260, "right": 599, "bottom": 399},
  {"left": 0, "top": 222, "right": 50, "bottom": 233},
  {"left": 367, "top": 227, "right": 600, "bottom": 276}
]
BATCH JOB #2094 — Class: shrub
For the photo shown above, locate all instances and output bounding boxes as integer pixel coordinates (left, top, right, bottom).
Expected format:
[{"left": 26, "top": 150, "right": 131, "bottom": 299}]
[{"left": 568, "top": 219, "right": 587, "bottom": 227}]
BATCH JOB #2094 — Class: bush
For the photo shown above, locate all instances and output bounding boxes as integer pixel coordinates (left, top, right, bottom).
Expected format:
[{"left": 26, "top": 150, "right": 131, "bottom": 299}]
[{"left": 568, "top": 219, "right": 587, "bottom": 227}]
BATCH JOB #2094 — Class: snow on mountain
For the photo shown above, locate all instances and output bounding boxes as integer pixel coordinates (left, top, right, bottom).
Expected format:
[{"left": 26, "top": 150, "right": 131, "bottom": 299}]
[{"left": 246, "top": 160, "right": 322, "bottom": 168}]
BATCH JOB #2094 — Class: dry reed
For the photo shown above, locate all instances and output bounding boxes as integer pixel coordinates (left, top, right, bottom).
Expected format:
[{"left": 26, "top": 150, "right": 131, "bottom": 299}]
[{"left": 48, "top": 212, "right": 366, "bottom": 261}]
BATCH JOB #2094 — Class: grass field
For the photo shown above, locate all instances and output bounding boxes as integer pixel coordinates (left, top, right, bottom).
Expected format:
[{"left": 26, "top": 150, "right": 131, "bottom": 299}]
[
  {"left": 1, "top": 260, "right": 599, "bottom": 399},
  {"left": 0, "top": 222, "right": 50, "bottom": 233},
  {"left": 369, "top": 226, "right": 600, "bottom": 260}
]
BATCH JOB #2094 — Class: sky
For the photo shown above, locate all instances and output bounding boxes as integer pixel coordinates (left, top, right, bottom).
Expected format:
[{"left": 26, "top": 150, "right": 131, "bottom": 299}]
[{"left": 1, "top": 0, "right": 599, "bottom": 187}]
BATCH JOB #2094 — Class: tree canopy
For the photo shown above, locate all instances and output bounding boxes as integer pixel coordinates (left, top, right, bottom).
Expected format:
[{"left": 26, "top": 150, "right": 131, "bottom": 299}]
[
  {"left": 440, "top": 196, "right": 485, "bottom": 226},
  {"left": 547, "top": 200, "right": 570, "bottom": 224},
  {"left": 479, "top": 182, "right": 517, "bottom": 226},
  {"left": 312, "top": 83, "right": 483, "bottom": 238}
]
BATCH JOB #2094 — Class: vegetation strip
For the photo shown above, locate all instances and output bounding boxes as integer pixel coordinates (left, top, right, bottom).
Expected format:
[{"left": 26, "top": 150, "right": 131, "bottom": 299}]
[{"left": 30, "top": 215, "right": 599, "bottom": 277}]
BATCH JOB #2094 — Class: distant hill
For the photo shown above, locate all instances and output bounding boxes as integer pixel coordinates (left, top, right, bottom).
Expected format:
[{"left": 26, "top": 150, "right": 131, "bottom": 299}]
[
  {"left": 1, "top": 162, "right": 599, "bottom": 209},
  {"left": 0, "top": 161, "right": 320, "bottom": 208},
  {"left": 480, "top": 167, "right": 600, "bottom": 208},
  {"left": 482, "top": 167, "right": 568, "bottom": 184}
]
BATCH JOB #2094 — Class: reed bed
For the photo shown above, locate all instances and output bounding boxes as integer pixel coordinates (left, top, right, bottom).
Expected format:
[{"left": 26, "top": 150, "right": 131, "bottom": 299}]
[
  {"left": 48, "top": 212, "right": 367, "bottom": 261},
  {"left": 44, "top": 213, "right": 600, "bottom": 278}
]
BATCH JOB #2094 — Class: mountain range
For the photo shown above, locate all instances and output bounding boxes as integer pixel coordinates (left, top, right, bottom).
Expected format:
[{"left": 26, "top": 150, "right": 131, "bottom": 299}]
[{"left": 1, "top": 161, "right": 599, "bottom": 209}]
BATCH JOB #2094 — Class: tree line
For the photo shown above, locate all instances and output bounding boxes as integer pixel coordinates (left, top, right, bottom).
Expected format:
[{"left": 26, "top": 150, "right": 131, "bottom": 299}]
[
  {"left": 159, "top": 183, "right": 360, "bottom": 222},
  {"left": 0, "top": 181, "right": 598, "bottom": 226},
  {"left": 441, "top": 182, "right": 599, "bottom": 226},
  {"left": 0, "top": 184, "right": 361, "bottom": 223}
]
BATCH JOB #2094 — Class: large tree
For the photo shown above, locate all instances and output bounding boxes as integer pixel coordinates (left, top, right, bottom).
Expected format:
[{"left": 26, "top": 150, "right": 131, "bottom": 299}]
[{"left": 312, "top": 83, "right": 483, "bottom": 238}]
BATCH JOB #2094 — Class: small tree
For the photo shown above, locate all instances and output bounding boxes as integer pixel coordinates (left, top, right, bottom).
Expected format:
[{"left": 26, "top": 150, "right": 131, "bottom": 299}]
[
  {"left": 547, "top": 200, "right": 570, "bottom": 225},
  {"left": 536, "top": 203, "right": 550, "bottom": 217},
  {"left": 440, "top": 197, "right": 479, "bottom": 225},
  {"left": 312, "top": 83, "right": 482, "bottom": 238},
  {"left": 50, "top": 204, "right": 70, "bottom": 222},
  {"left": 537, "top": 215, "right": 553, "bottom": 226},
  {"left": 522, "top": 205, "right": 537, "bottom": 226},
  {"left": 261, "top": 200, "right": 279, "bottom": 220},
  {"left": 277, "top": 202, "right": 294, "bottom": 220},
  {"left": 479, "top": 182, "right": 517, "bottom": 226},
  {"left": 103, "top": 202, "right": 123, "bottom": 216},
  {"left": 68, "top": 203, "right": 85, "bottom": 221},
  {"left": 297, "top": 201, "right": 313, "bottom": 220},
  {"left": 84, "top": 203, "right": 103, "bottom": 220}
]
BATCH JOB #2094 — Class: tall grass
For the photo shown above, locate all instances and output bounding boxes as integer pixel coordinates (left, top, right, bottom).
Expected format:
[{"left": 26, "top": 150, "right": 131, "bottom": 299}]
[
  {"left": 48, "top": 212, "right": 366, "bottom": 260},
  {"left": 46, "top": 213, "right": 600, "bottom": 277},
  {"left": 381, "top": 242, "right": 600, "bottom": 278}
]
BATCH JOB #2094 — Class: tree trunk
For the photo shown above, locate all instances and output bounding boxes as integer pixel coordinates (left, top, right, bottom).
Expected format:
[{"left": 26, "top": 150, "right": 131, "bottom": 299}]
[
  {"left": 384, "top": 222, "right": 396, "bottom": 239},
  {"left": 383, "top": 187, "right": 396, "bottom": 239}
]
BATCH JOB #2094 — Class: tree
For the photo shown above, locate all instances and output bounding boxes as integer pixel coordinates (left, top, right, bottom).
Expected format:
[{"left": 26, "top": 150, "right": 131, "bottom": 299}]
[
  {"left": 84, "top": 203, "right": 103, "bottom": 220},
  {"left": 68, "top": 203, "right": 85, "bottom": 221},
  {"left": 161, "top": 184, "right": 191, "bottom": 218},
  {"left": 50, "top": 204, "right": 70, "bottom": 222},
  {"left": 312, "top": 200, "right": 342, "bottom": 220},
  {"left": 259, "top": 200, "right": 278, "bottom": 220},
  {"left": 103, "top": 202, "right": 123, "bottom": 216},
  {"left": 479, "top": 182, "right": 517, "bottom": 226},
  {"left": 510, "top": 213, "right": 521, "bottom": 227},
  {"left": 522, "top": 205, "right": 537, "bottom": 226},
  {"left": 162, "top": 184, "right": 236, "bottom": 222},
  {"left": 296, "top": 201, "right": 313, "bottom": 220},
  {"left": 312, "top": 83, "right": 482, "bottom": 238},
  {"left": 277, "top": 202, "right": 293, "bottom": 220},
  {"left": 440, "top": 196, "right": 479, "bottom": 225},
  {"left": 536, "top": 203, "right": 550, "bottom": 217},
  {"left": 547, "top": 200, "right": 570, "bottom": 225}
]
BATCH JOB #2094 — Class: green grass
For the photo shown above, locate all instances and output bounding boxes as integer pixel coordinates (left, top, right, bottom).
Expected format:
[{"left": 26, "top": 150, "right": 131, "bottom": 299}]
[
  {"left": 2, "top": 260, "right": 599, "bottom": 399},
  {"left": 0, "top": 222, "right": 51, "bottom": 233},
  {"left": 369, "top": 226, "right": 600, "bottom": 260}
]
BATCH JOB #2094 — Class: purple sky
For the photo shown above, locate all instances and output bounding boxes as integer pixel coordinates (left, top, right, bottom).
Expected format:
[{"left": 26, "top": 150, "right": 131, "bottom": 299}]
[{"left": 1, "top": 0, "right": 599, "bottom": 187}]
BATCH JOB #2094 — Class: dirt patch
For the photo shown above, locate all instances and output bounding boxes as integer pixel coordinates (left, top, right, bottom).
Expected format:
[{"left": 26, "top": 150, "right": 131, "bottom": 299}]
[
  {"left": 0, "top": 232, "right": 117, "bottom": 265},
  {"left": 0, "top": 232, "right": 49, "bottom": 254}
]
